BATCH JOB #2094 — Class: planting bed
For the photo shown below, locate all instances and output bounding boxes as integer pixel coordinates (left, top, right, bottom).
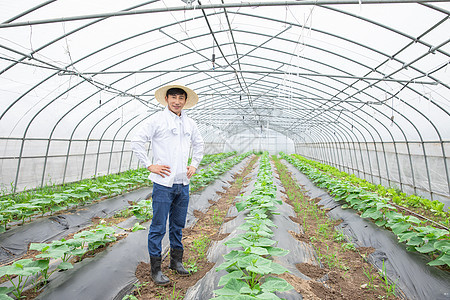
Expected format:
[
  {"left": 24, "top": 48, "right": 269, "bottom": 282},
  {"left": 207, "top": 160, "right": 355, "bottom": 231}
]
[
  {"left": 2, "top": 152, "right": 449, "bottom": 300},
  {"left": 0, "top": 152, "right": 253, "bottom": 299}
]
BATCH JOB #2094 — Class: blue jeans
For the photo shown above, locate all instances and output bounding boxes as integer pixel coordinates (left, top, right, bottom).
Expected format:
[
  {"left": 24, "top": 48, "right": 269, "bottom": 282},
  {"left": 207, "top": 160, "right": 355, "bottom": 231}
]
[{"left": 148, "top": 183, "right": 189, "bottom": 257}]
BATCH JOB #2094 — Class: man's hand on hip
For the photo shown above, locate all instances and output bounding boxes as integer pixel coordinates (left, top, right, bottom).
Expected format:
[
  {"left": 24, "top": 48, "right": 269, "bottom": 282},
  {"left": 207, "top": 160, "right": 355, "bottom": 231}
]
[
  {"left": 187, "top": 166, "right": 197, "bottom": 179},
  {"left": 148, "top": 165, "right": 171, "bottom": 178}
]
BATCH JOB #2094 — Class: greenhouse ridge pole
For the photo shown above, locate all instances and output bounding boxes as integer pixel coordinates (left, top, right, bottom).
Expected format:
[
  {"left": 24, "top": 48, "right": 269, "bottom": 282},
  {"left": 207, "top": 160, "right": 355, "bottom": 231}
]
[
  {"left": 0, "top": 0, "right": 448, "bottom": 28},
  {"left": 58, "top": 70, "right": 436, "bottom": 85}
]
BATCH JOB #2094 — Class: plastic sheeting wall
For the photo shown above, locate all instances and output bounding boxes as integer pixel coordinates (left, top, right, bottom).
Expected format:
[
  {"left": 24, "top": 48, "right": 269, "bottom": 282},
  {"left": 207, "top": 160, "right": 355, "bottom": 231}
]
[
  {"left": 0, "top": 138, "right": 239, "bottom": 193},
  {"left": 295, "top": 141, "right": 450, "bottom": 206},
  {"left": 223, "top": 129, "right": 296, "bottom": 155},
  {"left": 0, "top": 138, "right": 142, "bottom": 193}
]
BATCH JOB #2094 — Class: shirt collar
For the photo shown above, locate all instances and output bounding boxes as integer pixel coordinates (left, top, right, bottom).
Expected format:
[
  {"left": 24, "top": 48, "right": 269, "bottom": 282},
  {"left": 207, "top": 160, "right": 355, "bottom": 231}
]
[{"left": 164, "top": 106, "right": 186, "bottom": 120}]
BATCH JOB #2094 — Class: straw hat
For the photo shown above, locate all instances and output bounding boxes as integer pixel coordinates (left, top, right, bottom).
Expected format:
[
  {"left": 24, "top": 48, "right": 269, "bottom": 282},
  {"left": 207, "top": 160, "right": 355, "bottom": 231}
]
[{"left": 154, "top": 84, "right": 199, "bottom": 109}]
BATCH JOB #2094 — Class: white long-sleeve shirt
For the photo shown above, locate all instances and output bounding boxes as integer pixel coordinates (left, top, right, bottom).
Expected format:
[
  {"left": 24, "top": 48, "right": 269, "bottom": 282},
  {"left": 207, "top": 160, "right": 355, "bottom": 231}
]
[{"left": 131, "top": 107, "right": 204, "bottom": 187}]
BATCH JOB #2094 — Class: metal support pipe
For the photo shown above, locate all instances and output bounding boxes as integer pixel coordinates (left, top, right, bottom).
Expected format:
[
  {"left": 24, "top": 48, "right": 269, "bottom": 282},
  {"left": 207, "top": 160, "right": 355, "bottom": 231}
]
[
  {"left": 1, "top": 0, "right": 448, "bottom": 28},
  {"left": 59, "top": 69, "right": 437, "bottom": 85}
]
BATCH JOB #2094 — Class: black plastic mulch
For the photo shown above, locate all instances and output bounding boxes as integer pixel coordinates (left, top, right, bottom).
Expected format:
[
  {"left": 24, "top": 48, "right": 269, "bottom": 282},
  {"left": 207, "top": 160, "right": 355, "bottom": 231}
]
[{"left": 282, "top": 159, "right": 450, "bottom": 300}]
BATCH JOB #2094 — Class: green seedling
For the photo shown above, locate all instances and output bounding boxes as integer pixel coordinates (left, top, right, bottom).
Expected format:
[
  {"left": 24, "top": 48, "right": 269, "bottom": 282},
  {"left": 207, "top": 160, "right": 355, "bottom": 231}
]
[
  {"left": 212, "top": 208, "right": 223, "bottom": 225},
  {"left": 129, "top": 200, "right": 153, "bottom": 221},
  {"left": 380, "top": 260, "right": 398, "bottom": 297},
  {"left": 214, "top": 152, "right": 294, "bottom": 299},
  {"left": 0, "top": 259, "right": 48, "bottom": 299},
  {"left": 191, "top": 234, "right": 210, "bottom": 259},
  {"left": 133, "top": 281, "right": 148, "bottom": 297},
  {"left": 131, "top": 222, "right": 146, "bottom": 232},
  {"left": 341, "top": 243, "right": 356, "bottom": 252},
  {"left": 362, "top": 265, "right": 377, "bottom": 290},
  {"left": 185, "top": 257, "right": 198, "bottom": 273}
]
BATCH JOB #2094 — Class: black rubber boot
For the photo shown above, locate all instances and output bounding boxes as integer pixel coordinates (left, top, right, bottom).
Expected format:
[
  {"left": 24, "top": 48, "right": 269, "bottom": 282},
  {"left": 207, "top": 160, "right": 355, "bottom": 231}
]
[
  {"left": 150, "top": 256, "right": 170, "bottom": 286},
  {"left": 169, "top": 248, "right": 191, "bottom": 276}
]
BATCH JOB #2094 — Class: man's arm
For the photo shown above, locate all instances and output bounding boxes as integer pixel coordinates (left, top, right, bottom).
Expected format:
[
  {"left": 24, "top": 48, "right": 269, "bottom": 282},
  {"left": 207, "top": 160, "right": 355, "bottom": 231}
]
[
  {"left": 131, "top": 120, "right": 171, "bottom": 178},
  {"left": 131, "top": 122, "right": 153, "bottom": 168}
]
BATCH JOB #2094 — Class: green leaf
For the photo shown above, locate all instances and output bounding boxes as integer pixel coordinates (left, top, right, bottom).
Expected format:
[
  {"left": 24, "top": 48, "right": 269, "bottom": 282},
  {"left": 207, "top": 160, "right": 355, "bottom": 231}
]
[
  {"left": 398, "top": 231, "right": 418, "bottom": 243},
  {"left": 131, "top": 222, "right": 146, "bottom": 232},
  {"left": 28, "top": 259, "right": 49, "bottom": 271},
  {"left": 428, "top": 253, "right": 450, "bottom": 267},
  {"left": 216, "top": 259, "right": 238, "bottom": 271},
  {"left": 0, "top": 286, "right": 14, "bottom": 296},
  {"left": 214, "top": 278, "right": 248, "bottom": 296},
  {"left": 240, "top": 286, "right": 261, "bottom": 295},
  {"left": 29, "top": 243, "right": 49, "bottom": 252},
  {"left": 252, "top": 238, "right": 276, "bottom": 247},
  {"left": 247, "top": 264, "right": 272, "bottom": 275},
  {"left": 415, "top": 242, "right": 436, "bottom": 253},
  {"left": 215, "top": 295, "right": 255, "bottom": 300},
  {"left": 248, "top": 246, "right": 269, "bottom": 256},
  {"left": 268, "top": 262, "right": 289, "bottom": 275},
  {"left": 266, "top": 247, "right": 289, "bottom": 257},
  {"left": 406, "top": 236, "right": 424, "bottom": 246},
  {"left": 255, "top": 293, "right": 282, "bottom": 299},
  {"left": 390, "top": 222, "right": 411, "bottom": 235},
  {"left": 223, "top": 250, "right": 241, "bottom": 261},
  {"left": 406, "top": 216, "right": 422, "bottom": 225},
  {"left": 375, "top": 219, "right": 387, "bottom": 227},
  {"left": 235, "top": 201, "right": 247, "bottom": 212},
  {"left": 218, "top": 270, "right": 245, "bottom": 286},
  {"left": 261, "top": 277, "right": 294, "bottom": 293},
  {"left": 0, "top": 289, "right": 14, "bottom": 300},
  {"left": 57, "top": 262, "right": 74, "bottom": 270},
  {"left": 36, "top": 248, "right": 70, "bottom": 260},
  {"left": 225, "top": 237, "right": 248, "bottom": 248},
  {"left": 434, "top": 240, "right": 450, "bottom": 252},
  {"left": 416, "top": 226, "right": 449, "bottom": 239}
]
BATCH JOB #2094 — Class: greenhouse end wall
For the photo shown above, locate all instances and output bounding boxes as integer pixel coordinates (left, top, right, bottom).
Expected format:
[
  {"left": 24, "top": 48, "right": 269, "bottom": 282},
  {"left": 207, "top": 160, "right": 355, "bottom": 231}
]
[{"left": 295, "top": 141, "right": 450, "bottom": 208}]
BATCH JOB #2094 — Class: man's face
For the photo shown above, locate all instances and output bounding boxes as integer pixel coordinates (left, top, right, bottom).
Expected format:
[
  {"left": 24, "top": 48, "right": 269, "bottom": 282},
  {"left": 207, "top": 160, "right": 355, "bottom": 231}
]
[{"left": 165, "top": 93, "right": 186, "bottom": 116}]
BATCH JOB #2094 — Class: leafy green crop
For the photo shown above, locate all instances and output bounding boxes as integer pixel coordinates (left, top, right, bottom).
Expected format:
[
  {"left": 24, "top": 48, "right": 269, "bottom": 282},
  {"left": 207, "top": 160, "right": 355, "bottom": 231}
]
[
  {"left": 0, "top": 224, "right": 118, "bottom": 295},
  {"left": 291, "top": 154, "right": 448, "bottom": 222},
  {"left": 129, "top": 200, "right": 153, "bottom": 221},
  {"left": 281, "top": 153, "right": 450, "bottom": 268},
  {"left": 190, "top": 152, "right": 252, "bottom": 192},
  {"left": 0, "top": 259, "right": 48, "bottom": 299},
  {"left": 0, "top": 168, "right": 151, "bottom": 231},
  {"left": 200, "top": 151, "right": 237, "bottom": 166},
  {"left": 214, "top": 152, "right": 293, "bottom": 299}
]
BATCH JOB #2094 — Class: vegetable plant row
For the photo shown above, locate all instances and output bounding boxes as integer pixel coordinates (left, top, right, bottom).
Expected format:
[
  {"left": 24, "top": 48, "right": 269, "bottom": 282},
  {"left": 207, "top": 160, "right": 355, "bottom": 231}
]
[
  {"left": 0, "top": 152, "right": 247, "bottom": 299},
  {"left": 214, "top": 152, "right": 294, "bottom": 299},
  {"left": 291, "top": 154, "right": 449, "bottom": 226},
  {"left": 0, "top": 152, "right": 237, "bottom": 232},
  {"left": 200, "top": 151, "right": 238, "bottom": 166},
  {"left": 0, "top": 224, "right": 120, "bottom": 300},
  {"left": 125, "top": 152, "right": 249, "bottom": 222},
  {"left": 0, "top": 168, "right": 151, "bottom": 232},
  {"left": 190, "top": 152, "right": 252, "bottom": 192},
  {"left": 281, "top": 153, "right": 450, "bottom": 268}
]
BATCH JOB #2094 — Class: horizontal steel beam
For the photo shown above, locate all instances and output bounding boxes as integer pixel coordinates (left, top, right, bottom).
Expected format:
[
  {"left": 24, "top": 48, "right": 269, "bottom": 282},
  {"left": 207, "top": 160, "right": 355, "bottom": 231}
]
[
  {"left": 59, "top": 69, "right": 436, "bottom": 84},
  {"left": 0, "top": 0, "right": 447, "bottom": 28}
]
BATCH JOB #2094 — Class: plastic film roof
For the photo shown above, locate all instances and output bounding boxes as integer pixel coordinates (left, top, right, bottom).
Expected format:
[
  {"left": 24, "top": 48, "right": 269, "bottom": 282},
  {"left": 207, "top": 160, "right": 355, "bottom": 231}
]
[{"left": 0, "top": 0, "right": 449, "bottom": 194}]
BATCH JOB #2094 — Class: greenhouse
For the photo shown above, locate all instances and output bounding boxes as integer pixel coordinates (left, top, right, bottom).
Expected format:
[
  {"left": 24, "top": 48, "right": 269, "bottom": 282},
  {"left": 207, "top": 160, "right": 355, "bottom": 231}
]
[{"left": 0, "top": 0, "right": 449, "bottom": 299}]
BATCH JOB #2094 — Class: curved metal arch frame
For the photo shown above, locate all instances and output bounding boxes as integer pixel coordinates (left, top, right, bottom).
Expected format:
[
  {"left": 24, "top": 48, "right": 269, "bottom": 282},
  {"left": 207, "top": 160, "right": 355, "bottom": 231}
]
[{"left": 0, "top": 2, "right": 446, "bottom": 199}]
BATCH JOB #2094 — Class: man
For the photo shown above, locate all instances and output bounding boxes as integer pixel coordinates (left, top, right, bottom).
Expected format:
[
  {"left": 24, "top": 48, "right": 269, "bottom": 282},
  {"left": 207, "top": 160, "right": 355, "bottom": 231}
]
[{"left": 131, "top": 84, "right": 204, "bottom": 286}]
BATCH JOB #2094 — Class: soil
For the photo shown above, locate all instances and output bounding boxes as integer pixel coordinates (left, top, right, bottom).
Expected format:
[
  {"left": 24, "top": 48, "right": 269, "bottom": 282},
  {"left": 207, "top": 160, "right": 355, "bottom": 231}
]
[
  {"left": 3, "top": 155, "right": 409, "bottom": 299},
  {"left": 272, "top": 156, "right": 400, "bottom": 300},
  {"left": 133, "top": 156, "right": 258, "bottom": 299}
]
